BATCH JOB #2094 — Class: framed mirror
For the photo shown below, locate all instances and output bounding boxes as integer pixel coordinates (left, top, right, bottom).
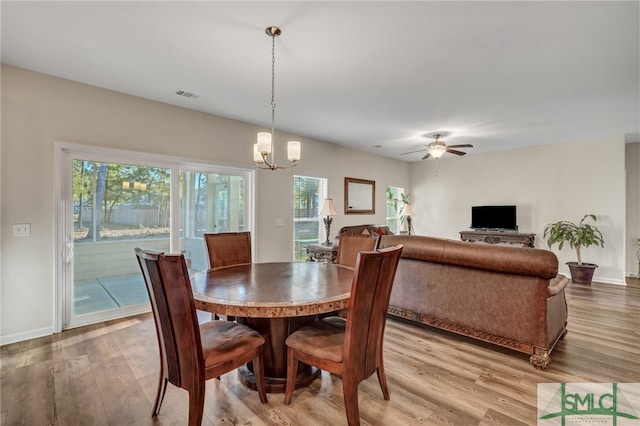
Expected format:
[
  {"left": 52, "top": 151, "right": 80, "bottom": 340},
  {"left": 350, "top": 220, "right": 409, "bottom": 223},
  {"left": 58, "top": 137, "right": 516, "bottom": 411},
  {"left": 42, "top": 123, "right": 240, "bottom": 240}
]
[{"left": 344, "top": 177, "right": 375, "bottom": 214}]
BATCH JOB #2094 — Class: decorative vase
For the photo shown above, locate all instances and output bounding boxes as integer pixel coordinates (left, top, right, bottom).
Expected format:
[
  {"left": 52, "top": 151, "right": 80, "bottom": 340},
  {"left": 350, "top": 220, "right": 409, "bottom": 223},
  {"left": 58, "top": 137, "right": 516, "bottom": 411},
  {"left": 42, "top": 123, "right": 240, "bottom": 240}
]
[{"left": 566, "top": 262, "right": 598, "bottom": 285}]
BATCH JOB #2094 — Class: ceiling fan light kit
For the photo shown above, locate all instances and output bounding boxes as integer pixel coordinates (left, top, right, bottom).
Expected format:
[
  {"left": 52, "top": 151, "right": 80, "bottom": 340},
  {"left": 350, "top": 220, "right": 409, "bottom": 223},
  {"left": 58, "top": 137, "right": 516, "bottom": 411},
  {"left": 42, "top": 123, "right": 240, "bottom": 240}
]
[
  {"left": 427, "top": 135, "right": 447, "bottom": 159},
  {"left": 402, "top": 133, "right": 474, "bottom": 161}
]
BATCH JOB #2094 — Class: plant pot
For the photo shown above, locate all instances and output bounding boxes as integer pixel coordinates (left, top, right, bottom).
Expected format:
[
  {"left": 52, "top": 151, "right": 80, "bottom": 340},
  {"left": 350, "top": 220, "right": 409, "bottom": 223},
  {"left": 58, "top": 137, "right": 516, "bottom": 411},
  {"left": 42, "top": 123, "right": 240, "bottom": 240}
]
[{"left": 566, "top": 262, "right": 598, "bottom": 285}]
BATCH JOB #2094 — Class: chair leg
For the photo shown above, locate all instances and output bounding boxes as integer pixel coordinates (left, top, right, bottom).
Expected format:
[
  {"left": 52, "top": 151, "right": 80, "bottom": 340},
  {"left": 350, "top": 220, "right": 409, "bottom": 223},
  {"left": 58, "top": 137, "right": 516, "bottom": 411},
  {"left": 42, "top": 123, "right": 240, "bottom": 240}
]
[
  {"left": 187, "top": 383, "right": 205, "bottom": 426},
  {"left": 342, "top": 378, "right": 361, "bottom": 426},
  {"left": 284, "top": 347, "right": 299, "bottom": 405},
  {"left": 376, "top": 365, "right": 390, "bottom": 400},
  {"left": 376, "top": 344, "right": 390, "bottom": 400},
  {"left": 152, "top": 376, "right": 169, "bottom": 416},
  {"left": 253, "top": 350, "right": 268, "bottom": 404}
]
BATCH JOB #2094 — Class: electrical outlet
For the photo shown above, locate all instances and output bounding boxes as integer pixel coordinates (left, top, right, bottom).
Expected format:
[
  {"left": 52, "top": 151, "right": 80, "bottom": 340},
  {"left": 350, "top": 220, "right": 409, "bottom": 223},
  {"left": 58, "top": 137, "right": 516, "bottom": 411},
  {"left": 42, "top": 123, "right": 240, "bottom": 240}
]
[
  {"left": 275, "top": 219, "right": 285, "bottom": 227},
  {"left": 13, "top": 223, "right": 31, "bottom": 237}
]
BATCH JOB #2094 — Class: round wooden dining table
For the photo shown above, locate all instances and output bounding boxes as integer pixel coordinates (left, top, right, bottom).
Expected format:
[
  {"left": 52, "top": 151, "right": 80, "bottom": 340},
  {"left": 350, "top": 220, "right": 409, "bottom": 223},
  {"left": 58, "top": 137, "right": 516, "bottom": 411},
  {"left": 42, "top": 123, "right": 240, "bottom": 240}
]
[{"left": 190, "top": 261, "right": 354, "bottom": 393}]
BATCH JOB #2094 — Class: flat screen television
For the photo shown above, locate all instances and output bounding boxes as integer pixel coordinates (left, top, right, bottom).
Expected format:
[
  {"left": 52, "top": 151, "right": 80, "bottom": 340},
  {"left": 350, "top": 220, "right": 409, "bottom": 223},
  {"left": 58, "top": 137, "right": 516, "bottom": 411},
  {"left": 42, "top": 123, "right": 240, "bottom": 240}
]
[{"left": 471, "top": 205, "right": 517, "bottom": 231}]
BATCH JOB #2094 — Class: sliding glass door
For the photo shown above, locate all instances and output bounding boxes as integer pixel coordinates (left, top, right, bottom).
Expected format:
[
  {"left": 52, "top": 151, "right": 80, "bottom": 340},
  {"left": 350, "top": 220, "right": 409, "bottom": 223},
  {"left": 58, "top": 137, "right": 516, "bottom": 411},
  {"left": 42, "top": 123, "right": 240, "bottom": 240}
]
[
  {"left": 58, "top": 145, "right": 252, "bottom": 329},
  {"left": 70, "top": 160, "right": 171, "bottom": 322},
  {"left": 178, "top": 170, "right": 248, "bottom": 272}
]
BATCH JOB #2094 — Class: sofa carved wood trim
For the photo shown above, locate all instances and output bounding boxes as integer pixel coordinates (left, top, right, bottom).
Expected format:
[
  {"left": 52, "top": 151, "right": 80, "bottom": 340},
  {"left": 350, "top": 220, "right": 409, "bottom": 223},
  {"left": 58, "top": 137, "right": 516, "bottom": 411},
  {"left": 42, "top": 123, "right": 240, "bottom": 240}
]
[{"left": 387, "top": 306, "right": 566, "bottom": 370}]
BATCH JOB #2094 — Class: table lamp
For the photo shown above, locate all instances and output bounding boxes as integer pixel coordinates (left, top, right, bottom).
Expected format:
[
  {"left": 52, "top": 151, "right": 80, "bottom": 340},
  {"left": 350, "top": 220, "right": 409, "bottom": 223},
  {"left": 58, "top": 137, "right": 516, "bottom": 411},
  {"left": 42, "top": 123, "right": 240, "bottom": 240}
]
[
  {"left": 403, "top": 203, "right": 415, "bottom": 235},
  {"left": 319, "top": 198, "right": 339, "bottom": 246}
]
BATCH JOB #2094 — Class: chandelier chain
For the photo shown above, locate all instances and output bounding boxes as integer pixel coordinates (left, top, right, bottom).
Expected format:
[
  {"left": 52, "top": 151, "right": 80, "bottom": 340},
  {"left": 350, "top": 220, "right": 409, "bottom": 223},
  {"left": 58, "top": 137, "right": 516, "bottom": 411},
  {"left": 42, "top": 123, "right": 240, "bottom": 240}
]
[{"left": 271, "top": 33, "right": 276, "bottom": 139}]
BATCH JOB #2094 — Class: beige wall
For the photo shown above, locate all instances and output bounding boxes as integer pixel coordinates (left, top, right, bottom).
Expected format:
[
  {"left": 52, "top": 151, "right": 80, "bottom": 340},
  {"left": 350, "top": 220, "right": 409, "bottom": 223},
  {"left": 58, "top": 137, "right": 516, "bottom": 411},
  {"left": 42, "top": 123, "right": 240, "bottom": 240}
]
[
  {"left": 0, "top": 64, "right": 631, "bottom": 344},
  {"left": 0, "top": 65, "right": 409, "bottom": 343},
  {"left": 626, "top": 142, "right": 640, "bottom": 276},
  {"left": 409, "top": 137, "right": 627, "bottom": 284}
]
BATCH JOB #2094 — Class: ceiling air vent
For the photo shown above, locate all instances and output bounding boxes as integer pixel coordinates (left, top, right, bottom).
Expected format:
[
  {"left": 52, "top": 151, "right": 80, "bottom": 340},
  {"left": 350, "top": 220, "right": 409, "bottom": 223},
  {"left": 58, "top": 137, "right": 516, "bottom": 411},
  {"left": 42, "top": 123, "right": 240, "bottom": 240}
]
[{"left": 175, "top": 89, "right": 199, "bottom": 99}]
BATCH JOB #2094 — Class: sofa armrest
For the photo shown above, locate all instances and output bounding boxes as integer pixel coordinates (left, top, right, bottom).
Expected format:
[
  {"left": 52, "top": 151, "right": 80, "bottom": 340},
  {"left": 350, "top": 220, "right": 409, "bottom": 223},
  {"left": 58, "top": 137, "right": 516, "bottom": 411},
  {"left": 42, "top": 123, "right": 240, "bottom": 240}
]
[{"left": 548, "top": 274, "right": 569, "bottom": 296}]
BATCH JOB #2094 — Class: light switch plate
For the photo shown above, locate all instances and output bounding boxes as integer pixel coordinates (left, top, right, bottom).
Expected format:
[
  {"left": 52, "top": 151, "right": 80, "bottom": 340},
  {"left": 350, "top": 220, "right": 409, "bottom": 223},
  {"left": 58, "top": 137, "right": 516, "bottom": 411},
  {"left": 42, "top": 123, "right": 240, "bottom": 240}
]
[
  {"left": 275, "top": 219, "right": 285, "bottom": 227},
  {"left": 13, "top": 223, "right": 31, "bottom": 237}
]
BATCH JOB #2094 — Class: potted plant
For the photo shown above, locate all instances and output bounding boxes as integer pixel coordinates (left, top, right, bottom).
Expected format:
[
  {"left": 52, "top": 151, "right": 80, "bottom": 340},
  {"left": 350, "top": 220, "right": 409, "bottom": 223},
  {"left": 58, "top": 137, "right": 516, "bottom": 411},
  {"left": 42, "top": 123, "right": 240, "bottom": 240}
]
[{"left": 543, "top": 214, "right": 604, "bottom": 284}]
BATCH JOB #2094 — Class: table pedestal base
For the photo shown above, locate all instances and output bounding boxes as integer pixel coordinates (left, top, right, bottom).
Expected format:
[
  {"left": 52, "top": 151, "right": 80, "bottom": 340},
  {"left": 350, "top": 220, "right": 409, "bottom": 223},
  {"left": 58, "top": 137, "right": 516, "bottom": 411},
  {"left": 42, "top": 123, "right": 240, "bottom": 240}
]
[
  {"left": 238, "top": 365, "right": 320, "bottom": 394},
  {"left": 237, "top": 315, "right": 319, "bottom": 394}
]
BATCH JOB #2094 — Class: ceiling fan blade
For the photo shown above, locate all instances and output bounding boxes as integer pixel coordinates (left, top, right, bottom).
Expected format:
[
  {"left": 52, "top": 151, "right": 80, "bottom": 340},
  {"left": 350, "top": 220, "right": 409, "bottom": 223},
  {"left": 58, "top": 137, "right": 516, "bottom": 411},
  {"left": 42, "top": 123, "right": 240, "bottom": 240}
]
[
  {"left": 401, "top": 148, "right": 428, "bottom": 155},
  {"left": 421, "top": 152, "right": 432, "bottom": 160},
  {"left": 446, "top": 148, "right": 467, "bottom": 156},
  {"left": 447, "top": 144, "right": 474, "bottom": 148}
]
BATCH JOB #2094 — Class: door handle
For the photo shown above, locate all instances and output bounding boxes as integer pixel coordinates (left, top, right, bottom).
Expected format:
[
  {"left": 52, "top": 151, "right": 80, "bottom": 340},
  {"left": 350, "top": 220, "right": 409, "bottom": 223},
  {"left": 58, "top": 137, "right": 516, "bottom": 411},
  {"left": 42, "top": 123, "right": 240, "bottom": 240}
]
[{"left": 65, "top": 237, "right": 74, "bottom": 264}]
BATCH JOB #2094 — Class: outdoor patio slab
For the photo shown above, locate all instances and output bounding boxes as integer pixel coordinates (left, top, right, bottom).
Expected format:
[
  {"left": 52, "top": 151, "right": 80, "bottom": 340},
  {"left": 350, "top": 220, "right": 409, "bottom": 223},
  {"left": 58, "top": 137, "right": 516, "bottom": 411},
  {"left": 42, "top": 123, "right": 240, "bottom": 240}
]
[
  {"left": 74, "top": 279, "right": 118, "bottom": 315},
  {"left": 99, "top": 274, "right": 148, "bottom": 308}
]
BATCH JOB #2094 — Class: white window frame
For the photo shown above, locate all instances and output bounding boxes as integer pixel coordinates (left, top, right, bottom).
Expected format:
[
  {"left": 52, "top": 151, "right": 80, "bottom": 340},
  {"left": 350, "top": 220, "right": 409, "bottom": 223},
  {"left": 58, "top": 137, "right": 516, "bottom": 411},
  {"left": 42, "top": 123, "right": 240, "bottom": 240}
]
[
  {"left": 385, "top": 185, "right": 405, "bottom": 234},
  {"left": 293, "top": 174, "right": 329, "bottom": 260}
]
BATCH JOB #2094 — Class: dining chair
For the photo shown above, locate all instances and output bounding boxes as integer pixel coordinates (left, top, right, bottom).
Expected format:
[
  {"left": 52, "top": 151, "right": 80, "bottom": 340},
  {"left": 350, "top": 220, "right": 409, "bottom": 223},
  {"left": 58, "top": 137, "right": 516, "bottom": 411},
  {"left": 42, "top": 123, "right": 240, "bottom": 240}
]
[
  {"left": 203, "top": 231, "right": 252, "bottom": 321},
  {"left": 134, "top": 248, "right": 267, "bottom": 426},
  {"left": 283, "top": 245, "right": 403, "bottom": 426},
  {"left": 327, "top": 233, "right": 382, "bottom": 318},
  {"left": 204, "top": 231, "right": 252, "bottom": 269},
  {"left": 335, "top": 234, "right": 380, "bottom": 269}
]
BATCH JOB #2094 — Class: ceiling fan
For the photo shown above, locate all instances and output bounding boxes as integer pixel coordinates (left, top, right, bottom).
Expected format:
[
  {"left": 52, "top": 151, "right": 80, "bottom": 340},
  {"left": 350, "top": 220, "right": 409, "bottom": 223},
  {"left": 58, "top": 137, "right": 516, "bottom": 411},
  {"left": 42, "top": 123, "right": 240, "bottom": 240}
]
[{"left": 402, "top": 133, "right": 473, "bottom": 160}]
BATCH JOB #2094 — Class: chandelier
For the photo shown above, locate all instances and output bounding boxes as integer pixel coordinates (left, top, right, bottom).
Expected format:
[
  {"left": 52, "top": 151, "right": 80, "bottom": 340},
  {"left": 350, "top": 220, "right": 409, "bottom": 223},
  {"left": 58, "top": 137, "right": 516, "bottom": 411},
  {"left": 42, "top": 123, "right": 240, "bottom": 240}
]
[{"left": 253, "top": 26, "right": 301, "bottom": 170}]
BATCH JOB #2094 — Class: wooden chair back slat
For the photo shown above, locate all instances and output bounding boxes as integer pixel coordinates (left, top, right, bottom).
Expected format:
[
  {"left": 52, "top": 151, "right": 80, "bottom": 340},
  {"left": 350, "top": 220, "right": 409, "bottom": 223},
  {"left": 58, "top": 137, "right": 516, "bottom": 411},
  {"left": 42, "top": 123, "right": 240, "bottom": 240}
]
[
  {"left": 204, "top": 232, "right": 252, "bottom": 269},
  {"left": 335, "top": 234, "right": 380, "bottom": 268},
  {"left": 135, "top": 249, "right": 203, "bottom": 388}
]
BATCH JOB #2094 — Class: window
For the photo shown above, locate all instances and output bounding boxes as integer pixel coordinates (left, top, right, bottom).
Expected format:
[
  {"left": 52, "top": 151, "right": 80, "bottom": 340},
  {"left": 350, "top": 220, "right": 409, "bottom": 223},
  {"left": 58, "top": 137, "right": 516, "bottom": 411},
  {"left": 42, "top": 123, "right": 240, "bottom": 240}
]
[
  {"left": 293, "top": 175, "right": 328, "bottom": 260},
  {"left": 385, "top": 186, "right": 405, "bottom": 234}
]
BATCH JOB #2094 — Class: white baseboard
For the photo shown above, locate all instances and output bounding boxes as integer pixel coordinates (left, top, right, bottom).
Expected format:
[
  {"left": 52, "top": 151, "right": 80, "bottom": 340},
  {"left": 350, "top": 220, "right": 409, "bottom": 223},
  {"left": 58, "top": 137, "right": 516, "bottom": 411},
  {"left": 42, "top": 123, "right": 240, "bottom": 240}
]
[
  {"left": 558, "top": 268, "right": 626, "bottom": 286},
  {"left": 593, "top": 277, "right": 627, "bottom": 285},
  {"left": 592, "top": 276, "right": 626, "bottom": 286},
  {"left": 0, "top": 326, "right": 54, "bottom": 346}
]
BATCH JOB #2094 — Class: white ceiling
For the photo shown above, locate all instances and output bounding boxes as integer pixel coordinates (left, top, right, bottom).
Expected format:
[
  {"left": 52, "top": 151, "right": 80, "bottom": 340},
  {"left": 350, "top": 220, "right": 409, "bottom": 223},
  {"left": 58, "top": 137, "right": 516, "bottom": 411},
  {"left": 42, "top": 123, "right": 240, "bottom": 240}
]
[{"left": 1, "top": 1, "right": 638, "bottom": 161}]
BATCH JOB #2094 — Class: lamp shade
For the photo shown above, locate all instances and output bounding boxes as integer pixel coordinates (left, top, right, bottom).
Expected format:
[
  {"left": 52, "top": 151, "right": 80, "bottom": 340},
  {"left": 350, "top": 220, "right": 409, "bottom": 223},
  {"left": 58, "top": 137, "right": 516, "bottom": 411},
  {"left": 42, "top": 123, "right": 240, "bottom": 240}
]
[
  {"left": 319, "top": 198, "right": 339, "bottom": 216},
  {"left": 257, "top": 132, "right": 272, "bottom": 154},
  {"left": 287, "top": 141, "right": 301, "bottom": 162},
  {"left": 403, "top": 203, "right": 415, "bottom": 216},
  {"left": 253, "top": 144, "right": 264, "bottom": 163}
]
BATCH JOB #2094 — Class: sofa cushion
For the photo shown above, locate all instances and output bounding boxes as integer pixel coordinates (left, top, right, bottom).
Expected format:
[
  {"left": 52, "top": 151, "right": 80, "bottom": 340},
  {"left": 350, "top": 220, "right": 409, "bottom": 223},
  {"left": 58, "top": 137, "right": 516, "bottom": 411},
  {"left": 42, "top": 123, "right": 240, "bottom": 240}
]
[
  {"left": 339, "top": 225, "right": 392, "bottom": 235},
  {"left": 380, "top": 235, "right": 559, "bottom": 280}
]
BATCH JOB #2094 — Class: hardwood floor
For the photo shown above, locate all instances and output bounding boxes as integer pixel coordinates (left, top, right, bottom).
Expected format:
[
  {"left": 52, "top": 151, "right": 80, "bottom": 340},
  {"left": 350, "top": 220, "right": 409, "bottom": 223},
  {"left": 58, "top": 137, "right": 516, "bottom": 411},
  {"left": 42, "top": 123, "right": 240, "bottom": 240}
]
[{"left": 2, "top": 281, "right": 639, "bottom": 425}]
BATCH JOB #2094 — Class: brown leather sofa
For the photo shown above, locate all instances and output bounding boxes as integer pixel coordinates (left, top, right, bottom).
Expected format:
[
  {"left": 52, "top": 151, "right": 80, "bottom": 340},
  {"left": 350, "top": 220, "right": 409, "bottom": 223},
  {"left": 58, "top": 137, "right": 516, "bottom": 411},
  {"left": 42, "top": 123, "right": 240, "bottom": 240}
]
[{"left": 376, "top": 234, "right": 569, "bottom": 370}]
